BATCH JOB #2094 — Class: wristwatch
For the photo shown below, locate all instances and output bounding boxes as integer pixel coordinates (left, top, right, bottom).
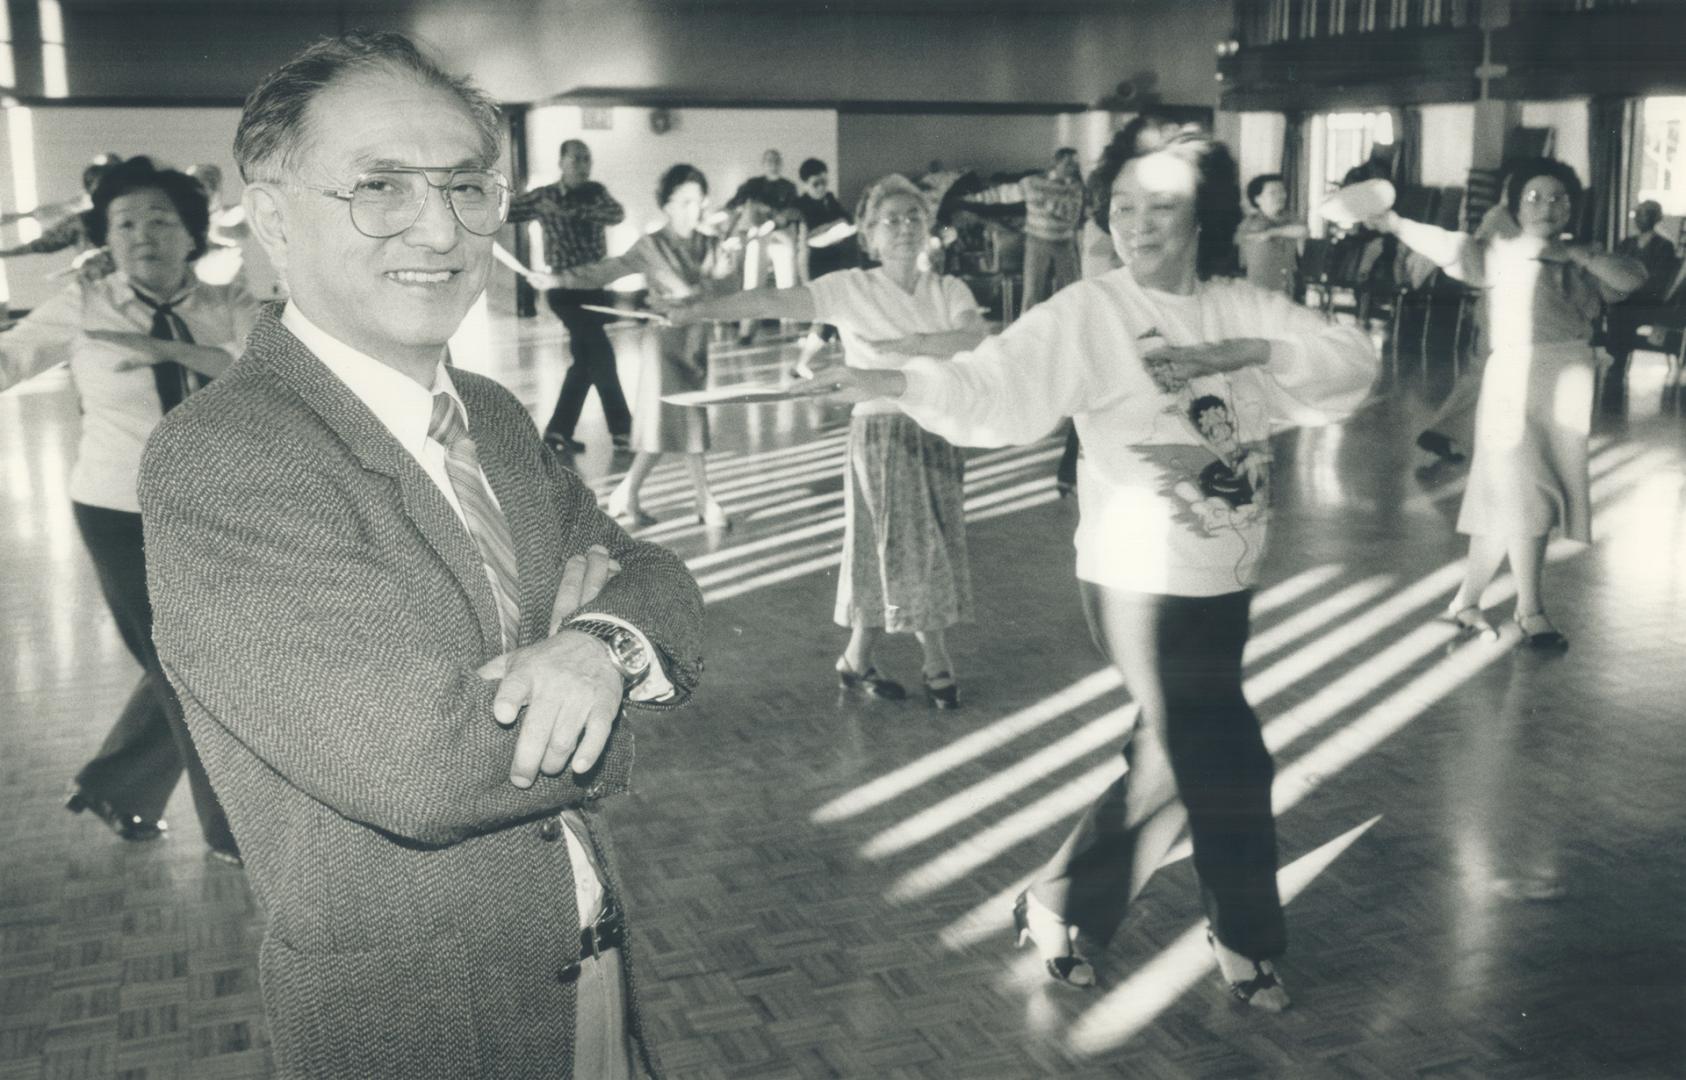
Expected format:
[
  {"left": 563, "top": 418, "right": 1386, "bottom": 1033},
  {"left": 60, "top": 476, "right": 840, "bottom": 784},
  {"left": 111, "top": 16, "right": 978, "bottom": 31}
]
[{"left": 569, "top": 618, "right": 652, "bottom": 691}]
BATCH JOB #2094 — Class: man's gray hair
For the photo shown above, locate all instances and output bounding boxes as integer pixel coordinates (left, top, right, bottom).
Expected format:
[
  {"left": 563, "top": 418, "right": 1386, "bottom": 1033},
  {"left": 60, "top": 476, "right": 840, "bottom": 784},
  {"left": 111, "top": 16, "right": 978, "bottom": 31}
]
[{"left": 233, "top": 30, "right": 502, "bottom": 183}]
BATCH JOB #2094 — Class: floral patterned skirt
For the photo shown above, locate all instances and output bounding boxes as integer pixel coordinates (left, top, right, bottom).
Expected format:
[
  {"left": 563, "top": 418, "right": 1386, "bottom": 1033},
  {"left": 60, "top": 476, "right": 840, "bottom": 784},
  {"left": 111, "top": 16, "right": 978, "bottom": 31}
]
[{"left": 834, "top": 413, "right": 973, "bottom": 632}]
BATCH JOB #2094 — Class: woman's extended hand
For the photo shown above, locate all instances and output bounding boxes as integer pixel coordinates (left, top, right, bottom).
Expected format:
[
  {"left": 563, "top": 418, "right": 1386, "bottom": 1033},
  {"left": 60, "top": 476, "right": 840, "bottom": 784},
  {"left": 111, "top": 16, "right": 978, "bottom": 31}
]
[
  {"left": 87, "top": 330, "right": 169, "bottom": 369},
  {"left": 1141, "top": 340, "right": 1269, "bottom": 393},
  {"left": 647, "top": 294, "right": 702, "bottom": 325},
  {"left": 785, "top": 364, "right": 900, "bottom": 405}
]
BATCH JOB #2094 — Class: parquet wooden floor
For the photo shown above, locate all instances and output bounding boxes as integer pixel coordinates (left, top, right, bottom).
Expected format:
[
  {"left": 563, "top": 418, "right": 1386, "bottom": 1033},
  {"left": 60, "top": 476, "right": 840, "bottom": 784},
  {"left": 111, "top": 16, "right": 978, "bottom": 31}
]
[{"left": 3, "top": 312, "right": 1683, "bottom": 1079}]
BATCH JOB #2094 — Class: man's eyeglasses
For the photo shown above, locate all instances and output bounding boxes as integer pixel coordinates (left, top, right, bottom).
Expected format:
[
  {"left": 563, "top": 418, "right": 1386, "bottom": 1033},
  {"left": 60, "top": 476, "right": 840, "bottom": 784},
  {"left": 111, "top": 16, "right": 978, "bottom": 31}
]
[
  {"left": 302, "top": 167, "right": 512, "bottom": 238},
  {"left": 1522, "top": 190, "right": 1571, "bottom": 207}
]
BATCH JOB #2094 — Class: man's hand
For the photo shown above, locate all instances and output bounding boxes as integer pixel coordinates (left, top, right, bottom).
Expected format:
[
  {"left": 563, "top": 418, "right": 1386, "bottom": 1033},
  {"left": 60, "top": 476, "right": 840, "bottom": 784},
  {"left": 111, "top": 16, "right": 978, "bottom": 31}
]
[
  {"left": 476, "top": 544, "right": 625, "bottom": 787},
  {"left": 488, "top": 631, "right": 623, "bottom": 787}
]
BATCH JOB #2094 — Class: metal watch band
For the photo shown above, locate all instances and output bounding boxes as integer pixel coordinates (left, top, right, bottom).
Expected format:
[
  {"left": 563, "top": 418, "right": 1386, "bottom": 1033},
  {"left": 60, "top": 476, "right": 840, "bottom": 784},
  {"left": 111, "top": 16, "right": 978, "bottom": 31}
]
[{"left": 568, "top": 618, "right": 651, "bottom": 689}]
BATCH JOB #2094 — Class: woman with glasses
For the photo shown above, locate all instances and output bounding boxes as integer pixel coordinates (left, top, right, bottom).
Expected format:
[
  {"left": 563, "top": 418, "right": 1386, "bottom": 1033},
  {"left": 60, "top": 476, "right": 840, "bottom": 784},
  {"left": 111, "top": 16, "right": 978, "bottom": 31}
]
[
  {"left": 663, "top": 175, "right": 987, "bottom": 708},
  {"left": 524, "top": 163, "right": 739, "bottom": 528},
  {"left": 0, "top": 157, "right": 259, "bottom": 861},
  {"left": 1372, "top": 157, "right": 1645, "bottom": 648},
  {"left": 784, "top": 137, "right": 1376, "bottom": 1008}
]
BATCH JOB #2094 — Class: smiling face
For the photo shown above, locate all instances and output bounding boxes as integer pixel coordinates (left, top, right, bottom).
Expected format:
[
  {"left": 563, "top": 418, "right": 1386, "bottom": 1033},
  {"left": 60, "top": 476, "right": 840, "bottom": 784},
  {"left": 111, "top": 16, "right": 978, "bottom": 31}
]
[
  {"left": 1516, "top": 175, "right": 1572, "bottom": 239},
  {"left": 865, "top": 191, "right": 930, "bottom": 266},
  {"left": 255, "top": 69, "right": 494, "bottom": 375},
  {"left": 1109, "top": 151, "right": 1200, "bottom": 291},
  {"left": 106, "top": 188, "right": 195, "bottom": 295},
  {"left": 802, "top": 170, "right": 829, "bottom": 199}
]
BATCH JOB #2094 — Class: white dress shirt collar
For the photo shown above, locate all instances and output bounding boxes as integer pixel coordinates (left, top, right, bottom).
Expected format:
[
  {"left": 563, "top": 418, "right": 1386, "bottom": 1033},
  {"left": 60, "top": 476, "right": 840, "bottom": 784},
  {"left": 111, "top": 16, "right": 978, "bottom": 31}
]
[{"left": 281, "top": 301, "right": 463, "bottom": 452}]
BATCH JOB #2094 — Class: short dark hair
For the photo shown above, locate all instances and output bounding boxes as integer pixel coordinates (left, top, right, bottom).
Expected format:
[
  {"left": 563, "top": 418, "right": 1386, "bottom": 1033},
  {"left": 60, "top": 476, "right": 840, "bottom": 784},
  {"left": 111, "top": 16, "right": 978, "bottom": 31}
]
[
  {"left": 1502, "top": 157, "right": 1582, "bottom": 217},
  {"left": 798, "top": 158, "right": 828, "bottom": 182},
  {"left": 87, "top": 156, "right": 211, "bottom": 259},
  {"left": 234, "top": 30, "right": 501, "bottom": 183},
  {"left": 656, "top": 163, "right": 707, "bottom": 207},
  {"left": 559, "top": 139, "right": 589, "bottom": 160},
  {"left": 1246, "top": 172, "right": 1285, "bottom": 208},
  {"left": 1091, "top": 132, "right": 1243, "bottom": 281}
]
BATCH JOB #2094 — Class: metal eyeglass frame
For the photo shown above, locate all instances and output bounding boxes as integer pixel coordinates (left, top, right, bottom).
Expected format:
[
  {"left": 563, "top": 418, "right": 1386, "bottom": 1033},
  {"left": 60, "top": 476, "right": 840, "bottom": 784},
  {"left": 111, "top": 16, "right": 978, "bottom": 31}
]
[{"left": 303, "top": 166, "right": 513, "bottom": 238}]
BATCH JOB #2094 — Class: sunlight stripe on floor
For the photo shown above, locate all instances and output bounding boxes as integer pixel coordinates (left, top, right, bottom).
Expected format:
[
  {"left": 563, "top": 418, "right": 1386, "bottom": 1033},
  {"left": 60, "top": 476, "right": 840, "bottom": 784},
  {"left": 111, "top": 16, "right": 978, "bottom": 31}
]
[{"left": 808, "top": 563, "right": 1346, "bottom": 825}]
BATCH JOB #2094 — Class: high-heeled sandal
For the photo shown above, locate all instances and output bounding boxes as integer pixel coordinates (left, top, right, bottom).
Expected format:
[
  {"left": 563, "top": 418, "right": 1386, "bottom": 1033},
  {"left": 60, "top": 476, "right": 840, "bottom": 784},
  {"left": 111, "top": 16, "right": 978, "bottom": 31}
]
[
  {"left": 1514, "top": 612, "right": 1568, "bottom": 650},
  {"left": 1438, "top": 604, "right": 1498, "bottom": 641},
  {"left": 1206, "top": 928, "right": 1290, "bottom": 1012},
  {"left": 836, "top": 659, "right": 906, "bottom": 701},
  {"left": 1012, "top": 891, "right": 1095, "bottom": 988},
  {"left": 923, "top": 671, "right": 960, "bottom": 710}
]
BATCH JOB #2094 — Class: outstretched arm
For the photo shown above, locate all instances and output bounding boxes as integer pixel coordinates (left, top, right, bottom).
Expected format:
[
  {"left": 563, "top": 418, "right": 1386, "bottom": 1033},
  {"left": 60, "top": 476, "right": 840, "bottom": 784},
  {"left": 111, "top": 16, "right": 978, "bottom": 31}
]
[{"left": 660, "top": 284, "right": 817, "bottom": 324}]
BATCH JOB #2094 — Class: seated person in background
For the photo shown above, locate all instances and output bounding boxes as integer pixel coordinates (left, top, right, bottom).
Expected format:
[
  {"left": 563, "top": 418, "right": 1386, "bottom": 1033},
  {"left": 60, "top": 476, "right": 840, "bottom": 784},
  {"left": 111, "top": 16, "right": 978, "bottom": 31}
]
[
  {"left": 725, "top": 149, "right": 801, "bottom": 343},
  {"left": 1602, "top": 199, "right": 1681, "bottom": 406},
  {"left": 1236, "top": 173, "right": 1307, "bottom": 297}
]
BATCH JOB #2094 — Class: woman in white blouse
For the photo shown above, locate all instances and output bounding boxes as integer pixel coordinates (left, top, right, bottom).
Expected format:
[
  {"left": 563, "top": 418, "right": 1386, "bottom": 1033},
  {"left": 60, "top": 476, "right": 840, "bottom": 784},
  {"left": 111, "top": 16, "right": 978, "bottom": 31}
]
[
  {"left": 799, "top": 136, "right": 1377, "bottom": 1009},
  {"left": 0, "top": 157, "right": 259, "bottom": 860},
  {"left": 664, "top": 175, "right": 987, "bottom": 707}
]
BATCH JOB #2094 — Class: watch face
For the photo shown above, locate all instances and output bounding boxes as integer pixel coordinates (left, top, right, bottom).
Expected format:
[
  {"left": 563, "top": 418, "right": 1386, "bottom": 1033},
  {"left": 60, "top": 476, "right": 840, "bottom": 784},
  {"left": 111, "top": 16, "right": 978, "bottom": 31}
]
[{"left": 608, "top": 629, "right": 651, "bottom": 675}]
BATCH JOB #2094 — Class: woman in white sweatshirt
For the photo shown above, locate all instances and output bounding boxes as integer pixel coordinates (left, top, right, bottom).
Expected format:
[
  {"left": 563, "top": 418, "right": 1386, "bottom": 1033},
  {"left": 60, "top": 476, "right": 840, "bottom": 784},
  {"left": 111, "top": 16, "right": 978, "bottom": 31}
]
[{"left": 798, "top": 134, "right": 1377, "bottom": 1010}]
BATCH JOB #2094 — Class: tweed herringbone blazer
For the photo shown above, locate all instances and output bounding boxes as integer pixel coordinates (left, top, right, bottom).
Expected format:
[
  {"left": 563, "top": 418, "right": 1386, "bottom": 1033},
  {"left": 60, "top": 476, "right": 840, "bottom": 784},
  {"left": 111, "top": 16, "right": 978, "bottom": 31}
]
[{"left": 139, "top": 314, "right": 703, "bottom": 1080}]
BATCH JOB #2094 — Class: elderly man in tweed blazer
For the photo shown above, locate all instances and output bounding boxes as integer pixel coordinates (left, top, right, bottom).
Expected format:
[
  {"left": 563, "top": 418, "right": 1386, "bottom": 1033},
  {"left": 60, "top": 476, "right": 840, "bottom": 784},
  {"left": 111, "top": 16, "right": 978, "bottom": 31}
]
[{"left": 138, "top": 32, "right": 701, "bottom": 1080}]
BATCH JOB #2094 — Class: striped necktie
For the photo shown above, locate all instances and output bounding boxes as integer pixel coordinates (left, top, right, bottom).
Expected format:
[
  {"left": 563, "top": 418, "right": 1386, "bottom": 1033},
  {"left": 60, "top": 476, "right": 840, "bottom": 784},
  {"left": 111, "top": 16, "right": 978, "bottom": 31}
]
[
  {"left": 427, "top": 393, "right": 522, "bottom": 649},
  {"left": 131, "top": 287, "right": 205, "bottom": 413}
]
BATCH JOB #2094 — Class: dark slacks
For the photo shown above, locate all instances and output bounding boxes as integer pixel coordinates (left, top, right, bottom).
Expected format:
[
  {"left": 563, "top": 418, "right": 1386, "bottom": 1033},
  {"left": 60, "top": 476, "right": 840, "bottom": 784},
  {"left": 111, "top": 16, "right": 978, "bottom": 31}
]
[
  {"left": 71, "top": 502, "right": 236, "bottom": 852},
  {"left": 544, "top": 288, "right": 632, "bottom": 441},
  {"left": 1028, "top": 584, "right": 1286, "bottom": 960}
]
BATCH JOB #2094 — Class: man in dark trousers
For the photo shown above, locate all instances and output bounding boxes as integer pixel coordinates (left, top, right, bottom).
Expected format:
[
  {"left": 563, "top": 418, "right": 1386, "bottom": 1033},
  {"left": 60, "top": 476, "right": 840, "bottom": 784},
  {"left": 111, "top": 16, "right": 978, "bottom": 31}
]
[
  {"left": 140, "top": 31, "right": 703, "bottom": 1079},
  {"left": 508, "top": 138, "right": 633, "bottom": 453}
]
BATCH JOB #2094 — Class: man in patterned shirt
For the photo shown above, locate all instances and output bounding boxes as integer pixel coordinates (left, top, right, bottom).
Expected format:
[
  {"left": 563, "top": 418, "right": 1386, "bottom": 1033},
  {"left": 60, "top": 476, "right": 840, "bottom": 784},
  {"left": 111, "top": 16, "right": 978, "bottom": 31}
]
[{"left": 508, "top": 139, "right": 632, "bottom": 453}]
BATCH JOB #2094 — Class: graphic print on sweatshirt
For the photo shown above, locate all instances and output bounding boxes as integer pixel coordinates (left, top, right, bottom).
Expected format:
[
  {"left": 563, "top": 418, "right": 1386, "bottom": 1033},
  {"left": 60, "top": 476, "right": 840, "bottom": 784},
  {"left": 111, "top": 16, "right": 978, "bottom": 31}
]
[{"left": 1131, "top": 326, "right": 1274, "bottom": 585}]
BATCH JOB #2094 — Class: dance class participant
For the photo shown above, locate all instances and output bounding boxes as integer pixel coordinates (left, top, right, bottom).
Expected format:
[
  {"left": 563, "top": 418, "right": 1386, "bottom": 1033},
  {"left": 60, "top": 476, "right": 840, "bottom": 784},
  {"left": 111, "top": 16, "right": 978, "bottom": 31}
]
[
  {"left": 524, "top": 164, "right": 739, "bottom": 529},
  {"left": 795, "top": 134, "right": 1376, "bottom": 1008},
  {"left": 0, "top": 157, "right": 257, "bottom": 860},
  {"left": 665, "top": 175, "right": 986, "bottom": 707},
  {"left": 1372, "top": 158, "right": 1644, "bottom": 648},
  {"left": 504, "top": 138, "right": 634, "bottom": 454}
]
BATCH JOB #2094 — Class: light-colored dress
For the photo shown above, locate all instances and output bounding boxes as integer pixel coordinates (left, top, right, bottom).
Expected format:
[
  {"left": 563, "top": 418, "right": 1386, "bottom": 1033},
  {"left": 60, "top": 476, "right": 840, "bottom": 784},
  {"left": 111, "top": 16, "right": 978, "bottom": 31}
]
[
  {"left": 556, "top": 227, "right": 737, "bottom": 453},
  {"left": 1403, "top": 226, "right": 1637, "bottom": 544},
  {"left": 809, "top": 267, "right": 985, "bottom": 631}
]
